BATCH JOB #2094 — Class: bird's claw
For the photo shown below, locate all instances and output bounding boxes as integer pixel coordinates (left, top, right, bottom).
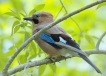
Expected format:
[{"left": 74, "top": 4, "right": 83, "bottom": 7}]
[
  {"left": 61, "top": 56, "right": 67, "bottom": 61},
  {"left": 46, "top": 56, "right": 56, "bottom": 64}
]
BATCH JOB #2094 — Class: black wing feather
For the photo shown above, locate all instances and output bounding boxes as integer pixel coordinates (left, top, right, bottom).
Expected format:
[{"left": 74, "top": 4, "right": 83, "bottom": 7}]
[
  {"left": 63, "top": 36, "right": 81, "bottom": 50},
  {"left": 50, "top": 34, "right": 80, "bottom": 50}
]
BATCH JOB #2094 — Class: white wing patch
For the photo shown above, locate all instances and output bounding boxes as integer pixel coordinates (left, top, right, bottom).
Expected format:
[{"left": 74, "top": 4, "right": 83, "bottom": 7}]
[{"left": 59, "top": 36, "right": 67, "bottom": 44}]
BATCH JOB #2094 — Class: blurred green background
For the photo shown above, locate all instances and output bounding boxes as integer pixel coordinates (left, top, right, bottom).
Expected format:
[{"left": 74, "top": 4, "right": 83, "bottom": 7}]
[{"left": 0, "top": 0, "right": 106, "bottom": 76}]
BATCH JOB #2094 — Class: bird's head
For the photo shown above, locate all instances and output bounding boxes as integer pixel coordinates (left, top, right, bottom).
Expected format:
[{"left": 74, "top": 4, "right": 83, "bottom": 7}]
[{"left": 24, "top": 12, "right": 53, "bottom": 25}]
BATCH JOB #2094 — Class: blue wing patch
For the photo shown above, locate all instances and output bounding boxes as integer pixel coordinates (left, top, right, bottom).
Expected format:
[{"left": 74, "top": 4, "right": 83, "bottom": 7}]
[{"left": 40, "top": 33, "right": 55, "bottom": 43}]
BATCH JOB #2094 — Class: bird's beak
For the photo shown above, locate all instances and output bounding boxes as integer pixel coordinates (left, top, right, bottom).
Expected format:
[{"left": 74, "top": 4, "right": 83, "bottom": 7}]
[{"left": 23, "top": 17, "right": 33, "bottom": 21}]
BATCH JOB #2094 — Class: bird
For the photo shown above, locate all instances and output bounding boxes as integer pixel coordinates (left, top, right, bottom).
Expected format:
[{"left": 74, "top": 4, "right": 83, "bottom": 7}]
[{"left": 24, "top": 12, "right": 101, "bottom": 74}]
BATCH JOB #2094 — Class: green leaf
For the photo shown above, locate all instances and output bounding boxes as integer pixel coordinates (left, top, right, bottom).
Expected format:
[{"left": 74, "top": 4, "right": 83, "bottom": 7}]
[
  {"left": 28, "top": 54, "right": 37, "bottom": 60},
  {"left": 20, "top": 23, "right": 27, "bottom": 28},
  {"left": 29, "top": 9, "right": 36, "bottom": 16},
  {"left": 91, "top": 35, "right": 99, "bottom": 40},
  {"left": 38, "top": 47, "right": 42, "bottom": 57},
  {"left": 31, "top": 41, "right": 37, "bottom": 54},
  {"left": 27, "top": 25, "right": 32, "bottom": 29},
  {"left": 4, "top": 46, "right": 15, "bottom": 56},
  {"left": 17, "top": 31, "right": 25, "bottom": 34},
  {"left": 85, "top": 35, "right": 95, "bottom": 48},
  {"left": 19, "top": 54, "right": 27, "bottom": 63},
  {"left": 39, "top": 65, "right": 46, "bottom": 76},
  {"left": 13, "top": 16, "right": 21, "bottom": 20},
  {"left": 13, "top": 25, "right": 20, "bottom": 34},
  {"left": 28, "top": 4, "right": 45, "bottom": 16},
  {"left": 22, "top": 8, "right": 27, "bottom": 16},
  {"left": 25, "top": 50, "right": 29, "bottom": 58},
  {"left": 35, "top": 4, "right": 45, "bottom": 11},
  {"left": 5, "top": 11, "right": 21, "bottom": 20},
  {"left": 5, "top": 12, "right": 15, "bottom": 16},
  {"left": 9, "top": 46, "right": 14, "bottom": 50},
  {"left": 24, "top": 31, "right": 30, "bottom": 42},
  {"left": 20, "top": 13, "right": 26, "bottom": 17},
  {"left": 49, "top": 64, "right": 56, "bottom": 74},
  {"left": 97, "top": 2, "right": 106, "bottom": 9},
  {"left": 11, "top": 21, "right": 20, "bottom": 36},
  {"left": 9, "top": 9, "right": 21, "bottom": 20}
]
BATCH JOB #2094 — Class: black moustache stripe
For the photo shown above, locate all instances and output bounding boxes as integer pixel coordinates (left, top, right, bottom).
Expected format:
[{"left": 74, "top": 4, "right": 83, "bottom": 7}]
[{"left": 33, "top": 19, "right": 39, "bottom": 24}]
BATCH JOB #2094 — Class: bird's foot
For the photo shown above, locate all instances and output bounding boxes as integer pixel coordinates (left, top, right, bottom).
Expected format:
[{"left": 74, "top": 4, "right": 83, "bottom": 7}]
[
  {"left": 46, "top": 56, "right": 56, "bottom": 64},
  {"left": 61, "top": 56, "right": 67, "bottom": 61}
]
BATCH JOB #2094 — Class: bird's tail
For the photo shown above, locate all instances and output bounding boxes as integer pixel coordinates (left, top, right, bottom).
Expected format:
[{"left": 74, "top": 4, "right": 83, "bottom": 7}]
[{"left": 78, "top": 53, "right": 102, "bottom": 74}]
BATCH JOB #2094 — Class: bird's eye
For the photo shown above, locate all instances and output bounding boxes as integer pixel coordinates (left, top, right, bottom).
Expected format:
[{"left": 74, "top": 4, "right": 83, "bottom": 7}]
[{"left": 35, "top": 15, "right": 40, "bottom": 18}]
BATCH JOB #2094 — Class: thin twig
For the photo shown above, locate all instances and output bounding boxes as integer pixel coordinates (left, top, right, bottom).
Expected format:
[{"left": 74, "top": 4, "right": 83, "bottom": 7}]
[
  {"left": 1, "top": 0, "right": 106, "bottom": 76},
  {"left": 60, "top": 0, "right": 68, "bottom": 13},
  {"left": 60, "top": 0, "right": 82, "bottom": 32},
  {"left": 55, "top": 6, "right": 63, "bottom": 19},
  {"left": 96, "top": 31, "right": 106, "bottom": 50}
]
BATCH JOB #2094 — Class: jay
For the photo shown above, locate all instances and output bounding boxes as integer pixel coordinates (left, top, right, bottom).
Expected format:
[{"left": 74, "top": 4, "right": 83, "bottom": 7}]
[{"left": 24, "top": 12, "right": 101, "bottom": 73}]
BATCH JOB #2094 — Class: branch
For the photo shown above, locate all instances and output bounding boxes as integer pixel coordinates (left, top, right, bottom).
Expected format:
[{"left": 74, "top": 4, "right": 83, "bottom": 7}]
[
  {"left": 60, "top": 0, "right": 68, "bottom": 13},
  {"left": 1, "top": 0, "right": 106, "bottom": 76},
  {"left": 96, "top": 31, "right": 106, "bottom": 50},
  {"left": 8, "top": 49, "right": 106, "bottom": 75}
]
